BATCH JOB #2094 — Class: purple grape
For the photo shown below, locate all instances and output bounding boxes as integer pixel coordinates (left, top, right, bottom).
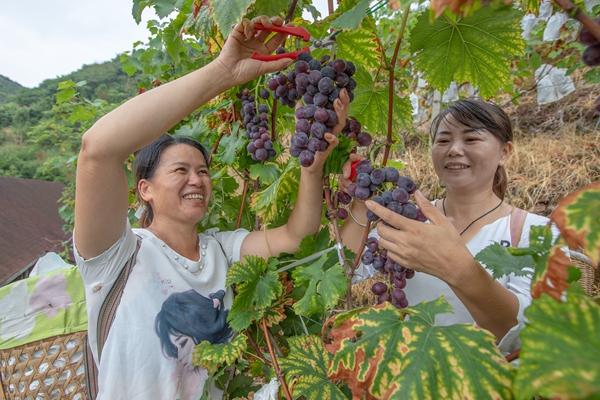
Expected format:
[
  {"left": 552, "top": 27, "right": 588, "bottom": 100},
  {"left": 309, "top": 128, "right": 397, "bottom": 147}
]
[
  {"left": 310, "top": 122, "right": 326, "bottom": 139},
  {"left": 299, "top": 150, "right": 315, "bottom": 167},
  {"left": 344, "top": 61, "right": 356, "bottom": 77},
  {"left": 366, "top": 210, "right": 379, "bottom": 221},
  {"left": 354, "top": 186, "right": 371, "bottom": 201},
  {"left": 392, "top": 288, "right": 406, "bottom": 302},
  {"left": 384, "top": 167, "right": 400, "bottom": 183},
  {"left": 371, "top": 195, "right": 385, "bottom": 206},
  {"left": 357, "top": 132, "right": 372, "bottom": 146},
  {"left": 377, "top": 293, "right": 391, "bottom": 304},
  {"left": 318, "top": 77, "right": 335, "bottom": 95},
  {"left": 306, "top": 84, "right": 319, "bottom": 95},
  {"left": 372, "top": 257, "right": 384, "bottom": 272},
  {"left": 275, "top": 85, "right": 288, "bottom": 98},
  {"left": 338, "top": 191, "right": 352, "bottom": 205},
  {"left": 314, "top": 108, "right": 329, "bottom": 123},
  {"left": 321, "top": 66, "right": 336, "bottom": 79},
  {"left": 295, "top": 60, "right": 310, "bottom": 74},
  {"left": 296, "top": 119, "right": 311, "bottom": 133},
  {"left": 290, "top": 145, "right": 303, "bottom": 157},
  {"left": 302, "top": 105, "right": 317, "bottom": 119},
  {"left": 401, "top": 202, "right": 418, "bottom": 220},
  {"left": 307, "top": 137, "right": 321, "bottom": 153},
  {"left": 313, "top": 93, "right": 329, "bottom": 107},
  {"left": 347, "top": 182, "right": 358, "bottom": 197},
  {"left": 415, "top": 208, "right": 427, "bottom": 222},
  {"left": 387, "top": 201, "right": 402, "bottom": 215},
  {"left": 371, "top": 282, "right": 388, "bottom": 295},
  {"left": 308, "top": 58, "right": 322, "bottom": 71},
  {"left": 335, "top": 73, "right": 349, "bottom": 87},
  {"left": 332, "top": 59, "right": 346, "bottom": 73},
  {"left": 303, "top": 93, "right": 314, "bottom": 105},
  {"left": 276, "top": 73, "right": 288, "bottom": 86},
  {"left": 397, "top": 176, "right": 417, "bottom": 194},
  {"left": 256, "top": 148, "right": 268, "bottom": 160},
  {"left": 392, "top": 188, "right": 409, "bottom": 203},
  {"left": 405, "top": 269, "right": 415, "bottom": 279},
  {"left": 291, "top": 132, "right": 309, "bottom": 147},
  {"left": 263, "top": 140, "right": 273, "bottom": 150},
  {"left": 325, "top": 110, "right": 338, "bottom": 128},
  {"left": 260, "top": 89, "right": 270, "bottom": 99},
  {"left": 370, "top": 168, "right": 385, "bottom": 185},
  {"left": 295, "top": 73, "right": 309, "bottom": 88},
  {"left": 275, "top": 46, "right": 286, "bottom": 55},
  {"left": 354, "top": 160, "right": 373, "bottom": 175},
  {"left": 381, "top": 190, "right": 393, "bottom": 204},
  {"left": 346, "top": 78, "right": 357, "bottom": 91},
  {"left": 246, "top": 142, "right": 256, "bottom": 153},
  {"left": 297, "top": 51, "right": 312, "bottom": 62},
  {"left": 337, "top": 208, "right": 348, "bottom": 220},
  {"left": 258, "top": 104, "right": 269, "bottom": 114},
  {"left": 362, "top": 251, "right": 374, "bottom": 265},
  {"left": 349, "top": 120, "right": 361, "bottom": 134},
  {"left": 367, "top": 238, "right": 379, "bottom": 252},
  {"left": 356, "top": 173, "right": 371, "bottom": 188},
  {"left": 308, "top": 70, "right": 322, "bottom": 85}
]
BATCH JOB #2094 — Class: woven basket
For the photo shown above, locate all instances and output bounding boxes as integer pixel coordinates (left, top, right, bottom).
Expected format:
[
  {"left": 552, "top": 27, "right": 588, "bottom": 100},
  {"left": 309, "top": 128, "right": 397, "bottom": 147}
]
[
  {"left": 571, "top": 250, "right": 599, "bottom": 298},
  {"left": 0, "top": 330, "right": 87, "bottom": 400}
]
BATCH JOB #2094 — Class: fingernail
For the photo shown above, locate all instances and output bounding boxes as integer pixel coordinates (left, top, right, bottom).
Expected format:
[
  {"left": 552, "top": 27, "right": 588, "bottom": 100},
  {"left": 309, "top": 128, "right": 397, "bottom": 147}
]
[{"left": 365, "top": 200, "right": 372, "bottom": 208}]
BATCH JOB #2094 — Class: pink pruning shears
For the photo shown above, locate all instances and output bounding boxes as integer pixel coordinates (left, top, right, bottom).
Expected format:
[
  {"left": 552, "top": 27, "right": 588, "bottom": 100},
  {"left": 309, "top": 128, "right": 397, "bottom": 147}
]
[{"left": 251, "top": 23, "right": 335, "bottom": 61}]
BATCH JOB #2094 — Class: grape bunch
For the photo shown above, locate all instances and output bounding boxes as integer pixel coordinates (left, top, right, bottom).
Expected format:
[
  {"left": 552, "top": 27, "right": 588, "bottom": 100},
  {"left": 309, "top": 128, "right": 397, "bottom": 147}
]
[
  {"left": 341, "top": 116, "right": 372, "bottom": 147},
  {"left": 580, "top": 19, "right": 600, "bottom": 67},
  {"left": 266, "top": 50, "right": 358, "bottom": 167},
  {"left": 363, "top": 237, "right": 415, "bottom": 309},
  {"left": 238, "top": 88, "right": 276, "bottom": 161}
]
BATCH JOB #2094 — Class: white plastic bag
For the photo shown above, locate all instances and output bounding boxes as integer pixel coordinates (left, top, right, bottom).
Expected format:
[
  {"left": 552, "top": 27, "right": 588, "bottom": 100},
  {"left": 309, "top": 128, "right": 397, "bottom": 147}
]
[
  {"left": 543, "top": 12, "right": 569, "bottom": 41},
  {"left": 253, "top": 377, "right": 280, "bottom": 400},
  {"left": 29, "top": 252, "right": 73, "bottom": 277},
  {"left": 535, "top": 64, "right": 576, "bottom": 105}
]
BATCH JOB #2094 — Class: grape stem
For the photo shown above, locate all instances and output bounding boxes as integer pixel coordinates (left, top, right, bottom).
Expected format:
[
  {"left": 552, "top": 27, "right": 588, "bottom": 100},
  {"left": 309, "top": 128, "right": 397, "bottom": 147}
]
[
  {"left": 552, "top": 0, "right": 600, "bottom": 43},
  {"left": 324, "top": 178, "right": 355, "bottom": 309},
  {"left": 208, "top": 131, "right": 225, "bottom": 166},
  {"left": 262, "top": 316, "right": 293, "bottom": 400},
  {"left": 384, "top": 6, "right": 411, "bottom": 166},
  {"left": 237, "top": 169, "right": 250, "bottom": 229},
  {"left": 245, "top": 329, "right": 271, "bottom": 365}
]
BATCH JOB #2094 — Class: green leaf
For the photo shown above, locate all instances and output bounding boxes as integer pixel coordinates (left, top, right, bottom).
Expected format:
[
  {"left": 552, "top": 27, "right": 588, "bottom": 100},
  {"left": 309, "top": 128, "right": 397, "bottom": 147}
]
[
  {"left": 410, "top": 6, "right": 525, "bottom": 98},
  {"left": 132, "top": 0, "right": 150, "bottom": 24},
  {"left": 324, "top": 134, "right": 356, "bottom": 176},
  {"left": 56, "top": 88, "right": 77, "bottom": 104},
  {"left": 227, "top": 255, "right": 283, "bottom": 311},
  {"left": 294, "top": 228, "right": 334, "bottom": 259},
  {"left": 335, "top": 29, "right": 382, "bottom": 71},
  {"left": 529, "top": 52, "right": 542, "bottom": 71},
  {"left": 551, "top": 181, "right": 600, "bottom": 264},
  {"left": 330, "top": 0, "right": 370, "bottom": 31},
  {"left": 514, "top": 293, "right": 600, "bottom": 398},
  {"left": 350, "top": 65, "right": 413, "bottom": 135},
  {"left": 253, "top": 0, "right": 290, "bottom": 19},
  {"left": 327, "top": 299, "right": 514, "bottom": 399},
  {"left": 211, "top": 0, "right": 255, "bottom": 38},
  {"left": 163, "top": 16, "right": 186, "bottom": 62},
  {"left": 251, "top": 158, "right": 300, "bottom": 221},
  {"left": 68, "top": 105, "right": 94, "bottom": 124},
  {"left": 249, "top": 162, "right": 280, "bottom": 185},
  {"left": 152, "top": 0, "right": 185, "bottom": 18},
  {"left": 279, "top": 335, "right": 348, "bottom": 400},
  {"left": 227, "top": 309, "right": 263, "bottom": 332},
  {"left": 193, "top": 334, "right": 248, "bottom": 374},
  {"left": 215, "top": 124, "right": 245, "bottom": 166},
  {"left": 474, "top": 242, "right": 534, "bottom": 280},
  {"left": 292, "top": 253, "right": 348, "bottom": 316}
]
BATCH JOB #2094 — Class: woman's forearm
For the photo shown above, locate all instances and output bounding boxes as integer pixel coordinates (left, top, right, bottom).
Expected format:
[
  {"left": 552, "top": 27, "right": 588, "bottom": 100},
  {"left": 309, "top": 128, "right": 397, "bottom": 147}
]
[{"left": 448, "top": 260, "right": 521, "bottom": 342}]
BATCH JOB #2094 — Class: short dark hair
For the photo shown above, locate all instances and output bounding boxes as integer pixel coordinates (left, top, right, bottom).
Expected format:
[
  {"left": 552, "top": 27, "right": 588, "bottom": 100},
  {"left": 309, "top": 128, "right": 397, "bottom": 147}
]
[
  {"left": 430, "top": 99, "right": 513, "bottom": 199},
  {"left": 133, "top": 135, "right": 209, "bottom": 228}
]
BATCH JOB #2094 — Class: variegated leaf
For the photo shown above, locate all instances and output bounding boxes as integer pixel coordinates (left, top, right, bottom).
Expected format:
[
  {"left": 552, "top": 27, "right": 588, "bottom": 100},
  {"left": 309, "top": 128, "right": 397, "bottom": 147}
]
[
  {"left": 193, "top": 334, "right": 248, "bottom": 374},
  {"left": 279, "top": 335, "right": 348, "bottom": 400},
  {"left": 250, "top": 157, "right": 301, "bottom": 221},
  {"left": 410, "top": 6, "right": 525, "bottom": 99},
  {"left": 326, "top": 299, "right": 514, "bottom": 399},
  {"left": 551, "top": 180, "right": 600, "bottom": 264},
  {"left": 514, "top": 292, "right": 600, "bottom": 399},
  {"left": 335, "top": 29, "right": 382, "bottom": 71}
]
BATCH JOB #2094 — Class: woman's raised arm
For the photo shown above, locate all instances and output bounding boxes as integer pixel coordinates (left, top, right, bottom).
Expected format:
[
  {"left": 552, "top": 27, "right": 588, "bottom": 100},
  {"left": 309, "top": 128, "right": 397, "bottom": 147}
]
[{"left": 74, "top": 16, "right": 294, "bottom": 260}]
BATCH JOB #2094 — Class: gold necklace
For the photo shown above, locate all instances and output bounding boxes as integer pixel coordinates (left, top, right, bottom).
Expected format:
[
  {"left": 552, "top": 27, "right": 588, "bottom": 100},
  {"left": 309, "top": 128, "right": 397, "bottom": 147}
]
[{"left": 443, "top": 198, "right": 504, "bottom": 236}]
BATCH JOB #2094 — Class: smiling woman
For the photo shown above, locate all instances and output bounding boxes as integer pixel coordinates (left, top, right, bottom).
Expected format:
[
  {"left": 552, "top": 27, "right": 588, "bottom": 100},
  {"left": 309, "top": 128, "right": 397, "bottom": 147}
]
[
  {"left": 342, "top": 98, "right": 560, "bottom": 359},
  {"left": 71, "top": 15, "right": 347, "bottom": 400}
]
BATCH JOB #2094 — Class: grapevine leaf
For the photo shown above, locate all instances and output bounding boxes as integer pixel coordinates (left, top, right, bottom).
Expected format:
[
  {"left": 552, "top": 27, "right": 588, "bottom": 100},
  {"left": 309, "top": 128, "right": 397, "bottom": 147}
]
[
  {"left": 193, "top": 334, "right": 248, "bottom": 374},
  {"left": 227, "top": 309, "right": 263, "bottom": 332},
  {"left": 215, "top": 124, "right": 245, "bottom": 166},
  {"left": 279, "top": 335, "right": 348, "bottom": 400},
  {"left": 294, "top": 228, "right": 334, "bottom": 260},
  {"left": 68, "top": 106, "right": 95, "bottom": 124},
  {"left": 514, "top": 292, "right": 600, "bottom": 399},
  {"left": 132, "top": 0, "right": 150, "bottom": 24},
  {"left": 326, "top": 299, "right": 514, "bottom": 399},
  {"left": 292, "top": 253, "right": 348, "bottom": 316},
  {"left": 56, "top": 88, "right": 77, "bottom": 104},
  {"left": 253, "top": 0, "right": 290, "bottom": 19},
  {"left": 211, "top": 0, "right": 255, "bottom": 38},
  {"left": 163, "top": 16, "right": 187, "bottom": 62},
  {"left": 410, "top": 6, "right": 525, "bottom": 99},
  {"left": 250, "top": 158, "right": 300, "bottom": 221},
  {"left": 183, "top": 6, "right": 216, "bottom": 43},
  {"left": 324, "top": 134, "right": 356, "bottom": 176},
  {"left": 330, "top": 0, "right": 370, "bottom": 30},
  {"left": 474, "top": 242, "right": 534, "bottom": 280},
  {"left": 335, "top": 29, "right": 382, "bottom": 70},
  {"left": 351, "top": 65, "right": 413, "bottom": 134},
  {"left": 531, "top": 244, "right": 571, "bottom": 301},
  {"left": 151, "top": 0, "right": 186, "bottom": 18},
  {"left": 551, "top": 181, "right": 600, "bottom": 264},
  {"left": 227, "top": 255, "right": 283, "bottom": 321},
  {"left": 249, "top": 163, "right": 280, "bottom": 185}
]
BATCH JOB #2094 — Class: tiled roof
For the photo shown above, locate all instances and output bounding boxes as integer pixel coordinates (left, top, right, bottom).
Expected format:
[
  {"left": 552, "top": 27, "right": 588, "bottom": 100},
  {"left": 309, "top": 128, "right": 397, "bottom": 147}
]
[{"left": 0, "top": 176, "right": 69, "bottom": 285}]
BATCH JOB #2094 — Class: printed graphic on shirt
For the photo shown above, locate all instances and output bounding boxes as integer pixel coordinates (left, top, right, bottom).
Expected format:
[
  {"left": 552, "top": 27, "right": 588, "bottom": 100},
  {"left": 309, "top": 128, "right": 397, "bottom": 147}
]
[{"left": 154, "top": 289, "right": 232, "bottom": 400}]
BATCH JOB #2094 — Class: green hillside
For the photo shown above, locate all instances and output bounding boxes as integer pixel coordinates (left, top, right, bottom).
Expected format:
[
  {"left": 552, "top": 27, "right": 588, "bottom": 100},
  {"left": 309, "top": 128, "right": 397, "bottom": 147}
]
[{"left": 0, "top": 75, "right": 23, "bottom": 103}]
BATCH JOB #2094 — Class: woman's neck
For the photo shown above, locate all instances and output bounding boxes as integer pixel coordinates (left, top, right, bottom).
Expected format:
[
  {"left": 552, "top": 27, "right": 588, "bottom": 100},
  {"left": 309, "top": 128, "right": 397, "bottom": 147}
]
[
  {"left": 146, "top": 220, "right": 200, "bottom": 260},
  {"left": 442, "top": 188, "right": 502, "bottom": 222}
]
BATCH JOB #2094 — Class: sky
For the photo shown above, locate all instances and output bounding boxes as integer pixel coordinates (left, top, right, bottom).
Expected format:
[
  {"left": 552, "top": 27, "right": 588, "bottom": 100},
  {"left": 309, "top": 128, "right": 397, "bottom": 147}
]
[{"left": 0, "top": 0, "right": 330, "bottom": 89}]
